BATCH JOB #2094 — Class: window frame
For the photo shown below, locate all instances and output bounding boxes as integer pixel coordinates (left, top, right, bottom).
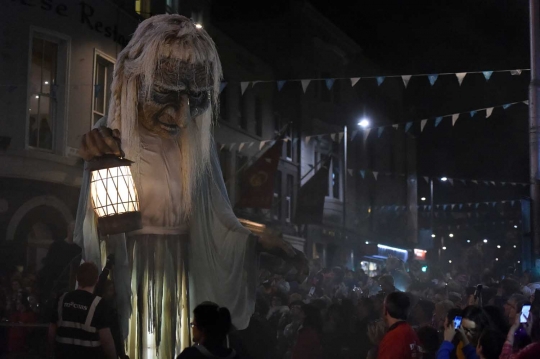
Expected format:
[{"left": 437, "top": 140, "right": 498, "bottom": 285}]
[
  {"left": 91, "top": 49, "right": 116, "bottom": 128},
  {"left": 26, "top": 27, "right": 70, "bottom": 155}
]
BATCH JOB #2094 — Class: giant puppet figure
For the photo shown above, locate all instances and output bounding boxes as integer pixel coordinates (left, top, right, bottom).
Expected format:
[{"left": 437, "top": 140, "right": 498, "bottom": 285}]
[{"left": 75, "top": 14, "right": 307, "bottom": 359}]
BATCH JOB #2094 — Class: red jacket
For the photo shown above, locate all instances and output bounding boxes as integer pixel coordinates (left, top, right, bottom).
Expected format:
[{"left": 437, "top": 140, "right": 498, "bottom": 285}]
[
  {"left": 292, "top": 326, "right": 323, "bottom": 359},
  {"left": 377, "top": 321, "right": 420, "bottom": 359}
]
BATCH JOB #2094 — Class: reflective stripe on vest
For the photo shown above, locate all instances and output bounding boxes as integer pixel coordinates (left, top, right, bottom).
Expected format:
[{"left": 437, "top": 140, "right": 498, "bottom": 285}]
[{"left": 56, "top": 336, "right": 101, "bottom": 347}]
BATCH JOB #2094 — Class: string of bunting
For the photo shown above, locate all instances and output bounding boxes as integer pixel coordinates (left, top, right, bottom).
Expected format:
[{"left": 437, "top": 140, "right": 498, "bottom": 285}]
[
  {"left": 364, "top": 198, "right": 522, "bottom": 213},
  {"left": 222, "top": 68, "right": 529, "bottom": 95},
  {"left": 219, "top": 99, "right": 528, "bottom": 152}
]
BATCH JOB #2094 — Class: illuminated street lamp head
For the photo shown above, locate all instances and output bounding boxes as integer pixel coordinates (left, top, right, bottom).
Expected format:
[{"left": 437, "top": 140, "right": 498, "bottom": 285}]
[
  {"left": 431, "top": 234, "right": 436, "bottom": 238},
  {"left": 514, "top": 225, "right": 518, "bottom": 229},
  {"left": 483, "top": 239, "right": 488, "bottom": 243},
  {"left": 442, "top": 246, "right": 447, "bottom": 250},
  {"left": 421, "top": 197, "right": 426, "bottom": 201},
  {"left": 449, "top": 233, "right": 454, "bottom": 238},
  {"left": 358, "top": 118, "right": 370, "bottom": 128},
  {"left": 467, "top": 239, "right": 470, "bottom": 243},
  {"left": 497, "top": 245, "right": 501, "bottom": 249},
  {"left": 449, "top": 260, "right": 452, "bottom": 263},
  {"left": 514, "top": 245, "right": 517, "bottom": 248},
  {"left": 440, "top": 177, "right": 448, "bottom": 182}
]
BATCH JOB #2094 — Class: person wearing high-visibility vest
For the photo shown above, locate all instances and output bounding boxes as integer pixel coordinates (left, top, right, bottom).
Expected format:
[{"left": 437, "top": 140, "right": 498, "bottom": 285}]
[{"left": 48, "top": 262, "right": 117, "bottom": 359}]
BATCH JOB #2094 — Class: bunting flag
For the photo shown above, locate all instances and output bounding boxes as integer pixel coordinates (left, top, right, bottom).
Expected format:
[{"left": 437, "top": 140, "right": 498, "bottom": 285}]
[
  {"left": 360, "top": 170, "right": 366, "bottom": 179},
  {"left": 305, "top": 136, "right": 311, "bottom": 144},
  {"left": 483, "top": 71, "right": 493, "bottom": 81},
  {"left": 378, "top": 127, "right": 385, "bottom": 138},
  {"left": 503, "top": 103, "right": 512, "bottom": 110},
  {"left": 448, "top": 178, "right": 454, "bottom": 185},
  {"left": 377, "top": 77, "right": 385, "bottom": 86},
  {"left": 524, "top": 100, "right": 529, "bottom": 105},
  {"left": 241, "top": 82, "right": 250, "bottom": 95},
  {"left": 330, "top": 134, "right": 336, "bottom": 142},
  {"left": 405, "top": 122, "right": 413, "bottom": 132},
  {"left": 325, "top": 79, "right": 335, "bottom": 90},
  {"left": 470, "top": 110, "right": 477, "bottom": 117},
  {"left": 351, "top": 77, "right": 361, "bottom": 87},
  {"left": 301, "top": 80, "right": 311, "bottom": 93},
  {"left": 435, "top": 117, "right": 443, "bottom": 127},
  {"left": 236, "top": 140, "right": 283, "bottom": 209},
  {"left": 363, "top": 128, "right": 371, "bottom": 142},
  {"left": 421, "top": 119, "right": 428, "bottom": 132},
  {"left": 259, "top": 141, "right": 267, "bottom": 150},
  {"left": 392, "top": 124, "right": 399, "bottom": 130},
  {"left": 351, "top": 130, "right": 358, "bottom": 141},
  {"left": 220, "top": 82, "right": 228, "bottom": 93},
  {"left": 428, "top": 74, "right": 439, "bottom": 86},
  {"left": 486, "top": 107, "right": 494, "bottom": 118},
  {"left": 456, "top": 72, "right": 467, "bottom": 86},
  {"left": 402, "top": 75, "right": 412, "bottom": 88},
  {"left": 238, "top": 143, "right": 245, "bottom": 151},
  {"left": 338, "top": 132, "right": 344, "bottom": 142},
  {"left": 373, "top": 171, "right": 379, "bottom": 180},
  {"left": 347, "top": 169, "right": 353, "bottom": 176},
  {"left": 452, "top": 114, "right": 460, "bottom": 126},
  {"left": 423, "top": 176, "right": 429, "bottom": 183},
  {"left": 511, "top": 69, "right": 522, "bottom": 75},
  {"left": 277, "top": 80, "right": 286, "bottom": 92}
]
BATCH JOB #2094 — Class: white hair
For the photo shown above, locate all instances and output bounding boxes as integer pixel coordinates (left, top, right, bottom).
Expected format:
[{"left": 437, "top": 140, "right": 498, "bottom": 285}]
[{"left": 107, "top": 14, "right": 222, "bottom": 218}]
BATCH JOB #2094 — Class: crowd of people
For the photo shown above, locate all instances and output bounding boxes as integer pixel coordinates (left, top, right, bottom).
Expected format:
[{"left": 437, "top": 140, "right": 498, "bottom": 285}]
[{"left": 3, "top": 241, "right": 540, "bottom": 359}]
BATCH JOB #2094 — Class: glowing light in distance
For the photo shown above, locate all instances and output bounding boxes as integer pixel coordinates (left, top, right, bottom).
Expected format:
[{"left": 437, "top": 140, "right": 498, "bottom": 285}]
[
  {"left": 514, "top": 225, "right": 518, "bottom": 228},
  {"left": 514, "top": 245, "right": 517, "bottom": 248},
  {"left": 35, "top": 95, "right": 39, "bottom": 98},
  {"left": 421, "top": 197, "right": 426, "bottom": 201},
  {"left": 358, "top": 119, "right": 370, "bottom": 128},
  {"left": 442, "top": 246, "right": 447, "bottom": 250},
  {"left": 449, "top": 260, "right": 452, "bottom": 263},
  {"left": 518, "top": 261, "right": 521, "bottom": 263},
  {"left": 377, "top": 244, "right": 408, "bottom": 254},
  {"left": 496, "top": 258, "right": 499, "bottom": 261},
  {"left": 195, "top": 23, "right": 203, "bottom": 29},
  {"left": 421, "top": 266, "right": 427, "bottom": 272},
  {"left": 483, "top": 239, "right": 488, "bottom": 243},
  {"left": 441, "top": 177, "right": 448, "bottom": 182},
  {"left": 44, "top": 81, "right": 49, "bottom": 85},
  {"left": 497, "top": 245, "right": 501, "bottom": 248},
  {"left": 432, "top": 234, "right": 436, "bottom": 238},
  {"left": 449, "top": 233, "right": 454, "bottom": 238},
  {"left": 467, "top": 240, "right": 470, "bottom": 243},
  {"left": 365, "top": 241, "right": 369, "bottom": 244}
]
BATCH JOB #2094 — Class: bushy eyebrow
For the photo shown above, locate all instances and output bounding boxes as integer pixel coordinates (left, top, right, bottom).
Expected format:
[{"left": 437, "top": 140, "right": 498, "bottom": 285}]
[{"left": 154, "top": 59, "right": 213, "bottom": 92}]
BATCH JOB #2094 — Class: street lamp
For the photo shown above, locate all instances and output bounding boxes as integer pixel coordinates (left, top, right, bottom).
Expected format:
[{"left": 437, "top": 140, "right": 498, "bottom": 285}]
[
  {"left": 88, "top": 155, "right": 142, "bottom": 235},
  {"left": 449, "top": 233, "right": 454, "bottom": 238},
  {"left": 483, "top": 239, "right": 488, "bottom": 243},
  {"left": 440, "top": 177, "right": 448, "bottom": 182},
  {"left": 442, "top": 246, "right": 447, "bottom": 250},
  {"left": 358, "top": 118, "right": 370, "bottom": 128},
  {"left": 421, "top": 197, "right": 426, "bottom": 201}
]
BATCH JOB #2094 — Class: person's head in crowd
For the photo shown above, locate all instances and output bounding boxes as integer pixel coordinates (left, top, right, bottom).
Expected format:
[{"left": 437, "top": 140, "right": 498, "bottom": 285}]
[
  {"left": 271, "top": 292, "right": 288, "bottom": 308},
  {"left": 299, "top": 303, "right": 322, "bottom": 333},
  {"left": 367, "top": 319, "right": 386, "bottom": 346},
  {"left": 289, "top": 300, "right": 304, "bottom": 321},
  {"left": 76, "top": 262, "right": 99, "bottom": 290},
  {"left": 448, "top": 292, "right": 462, "bottom": 307},
  {"left": 379, "top": 274, "right": 396, "bottom": 294},
  {"left": 288, "top": 293, "right": 302, "bottom": 305},
  {"left": 461, "top": 305, "right": 493, "bottom": 346},
  {"left": 482, "top": 305, "right": 509, "bottom": 334},
  {"left": 417, "top": 325, "right": 441, "bottom": 356},
  {"left": 444, "top": 308, "right": 462, "bottom": 330},
  {"left": 500, "top": 278, "right": 522, "bottom": 298},
  {"left": 383, "top": 291, "right": 410, "bottom": 326},
  {"left": 522, "top": 268, "right": 540, "bottom": 286},
  {"left": 482, "top": 287, "right": 498, "bottom": 306},
  {"left": 331, "top": 266, "right": 344, "bottom": 284},
  {"left": 357, "top": 297, "right": 375, "bottom": 320},
  {"left": 411, "top": 299, "right": 435, "bottom": 327},
  {"left": 191, "top": 302, "right": 232, "bottom": 347},
  {"left": 504, "top": 293, "right": 526, "bottom": 325},
  {"left": 475, "top": 329, "right": 506, "bottom": 359},
  {"left": 255, "top": 295, "right": 270, "bottom": 318},
  {"left": 408, "top": 282, "right": 428, "bottom": 298},
  {"left": 327, "top": 303, "right": 344, "bottom": 326},
  {"left": 435, "top": 300, "right": 455, "bottom": 329}
]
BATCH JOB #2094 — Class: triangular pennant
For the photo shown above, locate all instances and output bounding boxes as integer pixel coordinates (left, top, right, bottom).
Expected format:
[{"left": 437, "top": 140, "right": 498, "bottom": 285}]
[
  {"left": 301, "top": 80, "right": 311, "bottom": 93},
  {"left": 420, "top": 119, "right": 428, "bottom": 132},
  {"left": 434, "top": 117, "right": 443, "bottom": 127},
  {"left": 259, "top": 141, "right": 267, "bottom": 150},
  {"left": 305, "top": 136, "right": 311, "bottom": 144},
  {"left": 524, "top": 100, "right": 530, "bottom": 105},
  {"left": 483, "top": 71, "right": 493, "bottom": 81},
  {"left": 456, "top": 72, "right": 467, "bottom": 86},
  {"left": 277, "top": 80, "right": 286, "bottom": 92},
  {"left": 492, "top": 202, "right": 497, "bottom": 207},
  {"left": 392, "top": 124, "right": 399, "bottom": 130},
  {"left": 443, "top": 205, "right": 447, "bottom": 210},
  {"left": 405, "top": 122, "right": 413, "bottom": 132},
  {"left": 373, "top": 171, "right": 379, "bottom": 180},
  {"left": 510, "top": 69, "right": 522, "bottom": 75},
  {"left": 490, "top": 181, "right": 496, "bottom": 186},
  {"left": 347, "top": 169, "right": 353, "bottom": 176},
  {"left": 402, "top": 75, "right": 412, "bottom": 88},
  {"left": 475, "top": 203, "right": 480, "bottom": 208},
  {"left": 448, "top": 178, "right": 454, "bottom": 185},
  {"left": 428, "top": 74, "right": 439, "bottom": 86},
  {"left": 338, "top": 132, "right": 344, "bottom": 143},
  {"left": 248, "top": 142, "right": 254, "bottom": 148},
  {"left": 378, "top": 127, "right": 385, "bottom": 138},
  {"left": 511, "top": 200, "right": 515, "bottom": 206},
  {"left": 423, "top": 176, "right": 429, "bottom": 184},
  {"left": 325, "top": 79, "right": 335, "bottom": 90},
  {"left": 220, "top": 144, "right": 226, "bottom": 151},
  {"left": 472, "top": 180, "right": 478, "bottom": 185},
  {"left": 363, "top": 128, "right": 371, "bottom": 142},
  {"left": 330, "top": 133, "right": 337, "bottom": 142},
  {"left": 229, "top": 143, "right": 236, "bottom": 150},
  {"left": 470, "top": 110, "right": 477, "bottom": 118},
  {"left": 241, "top": 82, "right": 250, "bottom": 95},
  {"left": 484, "top": 181, "right": 489, "bottom": 186},
  {"left": 377, "top": 77, "right": 385, "bottom": 86},
  {"left": 238, "top": 143, "right": 245, "bottom": 151},
  {"left": 486, "top": 107, "right": 494, "bottom": 118},
  {"left": 360, "top": 170, "right": 366, "bottom": 179},
  {"left": 220, "top": 82, "right": 228, "bottom": 93},
  {"left": 503, "top": 103, "right": 512, "bottom": 110},
  {"left": 460, "top": 179, "right": 466, "bottom": 184},
  {"left": 350, "top": 77, "right": 360, "bottom": 87},
  {"left": 351, "top": 130, "right": 358, "bottom": 141},
  {"left": 459, "top": 204, "right": 463, "bottom": 210},
  {"left": 501, "top": 182, "right": 506, "bottom": 186},
  {"left": 452, "top": 114, "right": 460, "bottom": 126}
]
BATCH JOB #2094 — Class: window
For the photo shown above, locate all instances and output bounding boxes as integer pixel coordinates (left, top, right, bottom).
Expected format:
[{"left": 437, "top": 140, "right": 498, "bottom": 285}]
[
  {"left": 273, "top": 171, "right": 282, "bottom": 220},
  {"left": 28, "top": 34, "right": 62, "bottom": 151},
  {"left": 92, "top": 52, "right": 115, "bottom": 126},
  {"left": 135, "top": 0, "right": 151, "bottom": 17},
  {"left": 255, "top": 97, "right": 263, "bottom": 137},
  {"left": 240, "top": 86, "right": 248, "bottom": 130},
  {"left": 332, "top": 158, "right": 340, "bottom": 199},
  {"left": 286, "top": 125, "right": 293, "bottom": 160},
  {"left": 286, "top": 174, "right": 294, "bottom": 223}
]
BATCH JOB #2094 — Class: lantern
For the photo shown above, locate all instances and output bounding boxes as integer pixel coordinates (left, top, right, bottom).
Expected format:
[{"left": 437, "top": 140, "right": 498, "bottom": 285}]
[{"left": 87, "top": 155, "right": 142, "bottom": 235}]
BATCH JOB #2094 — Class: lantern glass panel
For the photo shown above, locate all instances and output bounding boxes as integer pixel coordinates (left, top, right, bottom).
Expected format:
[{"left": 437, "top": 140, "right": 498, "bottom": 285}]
[{"left": 91, "top": 165, "right": 139, "bottom": 217}]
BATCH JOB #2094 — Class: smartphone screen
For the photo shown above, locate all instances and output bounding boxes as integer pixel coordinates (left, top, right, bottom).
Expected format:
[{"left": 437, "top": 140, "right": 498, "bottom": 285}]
[
  {"left": 521, "top": 305, "right": 531, "bottom": 323},
  {"left": 309, "top": 287, "right": 316, "bottom": 296},
  {"left": 453, "top": 316, "right": 462, "bottom": 328}
]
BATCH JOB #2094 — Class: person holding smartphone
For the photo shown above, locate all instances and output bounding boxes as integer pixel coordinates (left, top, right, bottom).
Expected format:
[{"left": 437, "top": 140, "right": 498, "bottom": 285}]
[{"left": 499, "top": 303, "right": 540, "bottom": 359}]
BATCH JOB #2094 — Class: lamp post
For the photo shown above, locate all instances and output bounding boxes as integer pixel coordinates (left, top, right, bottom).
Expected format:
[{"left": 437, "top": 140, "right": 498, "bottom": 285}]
[{"left": 87, "top": 155, "right": 142, "bottom": 235}]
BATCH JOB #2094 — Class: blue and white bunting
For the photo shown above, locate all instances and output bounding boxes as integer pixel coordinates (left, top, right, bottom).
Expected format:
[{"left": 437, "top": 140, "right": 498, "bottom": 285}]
[
  {"left": 325, "top": 79, "right": 335, "bottom": 90},
  {"left": 377, "top": 77, "right": 385, "bottom": 86},
  {"left": 483, "top": 71, "right": 493, "bottom": 81},
  {"left": 378, "top": 127, "right": 384, "bottom": 138},
  {"left": 405, "top": 122, "right": 413, "bottom": 132},
  {"left": 428, "top": 74, "right": 439, "bottom": 86},
  {"left": 434, "top": 117, "right": 443, "bottom": 127},
  {"left": 220, "top": 82, "right": 228, "bottom": 93},
  {"left": 277, "top": 80, "right": 286, "bottom": 92}
]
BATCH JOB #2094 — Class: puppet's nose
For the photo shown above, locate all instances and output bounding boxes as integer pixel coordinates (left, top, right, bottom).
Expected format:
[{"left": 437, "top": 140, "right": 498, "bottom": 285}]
[{"left": 176, "top": 94, "right": 191, "bottom": 128}]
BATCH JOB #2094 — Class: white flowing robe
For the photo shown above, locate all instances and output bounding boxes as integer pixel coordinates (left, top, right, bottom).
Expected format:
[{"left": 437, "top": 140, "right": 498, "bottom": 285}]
[{"left": 74, "top": 119, "right": 258, "bottom": 358}]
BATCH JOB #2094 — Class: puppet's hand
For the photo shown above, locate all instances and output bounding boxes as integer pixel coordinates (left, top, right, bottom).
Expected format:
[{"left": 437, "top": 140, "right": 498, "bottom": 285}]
[{"left": 79, "top": 126, "right": 123, "bottom": 161}]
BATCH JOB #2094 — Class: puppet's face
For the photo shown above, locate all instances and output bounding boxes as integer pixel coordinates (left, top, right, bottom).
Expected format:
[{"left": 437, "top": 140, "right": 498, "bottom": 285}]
[{"left": 138, "top": 59, "right": 212, "bottom": 139}]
